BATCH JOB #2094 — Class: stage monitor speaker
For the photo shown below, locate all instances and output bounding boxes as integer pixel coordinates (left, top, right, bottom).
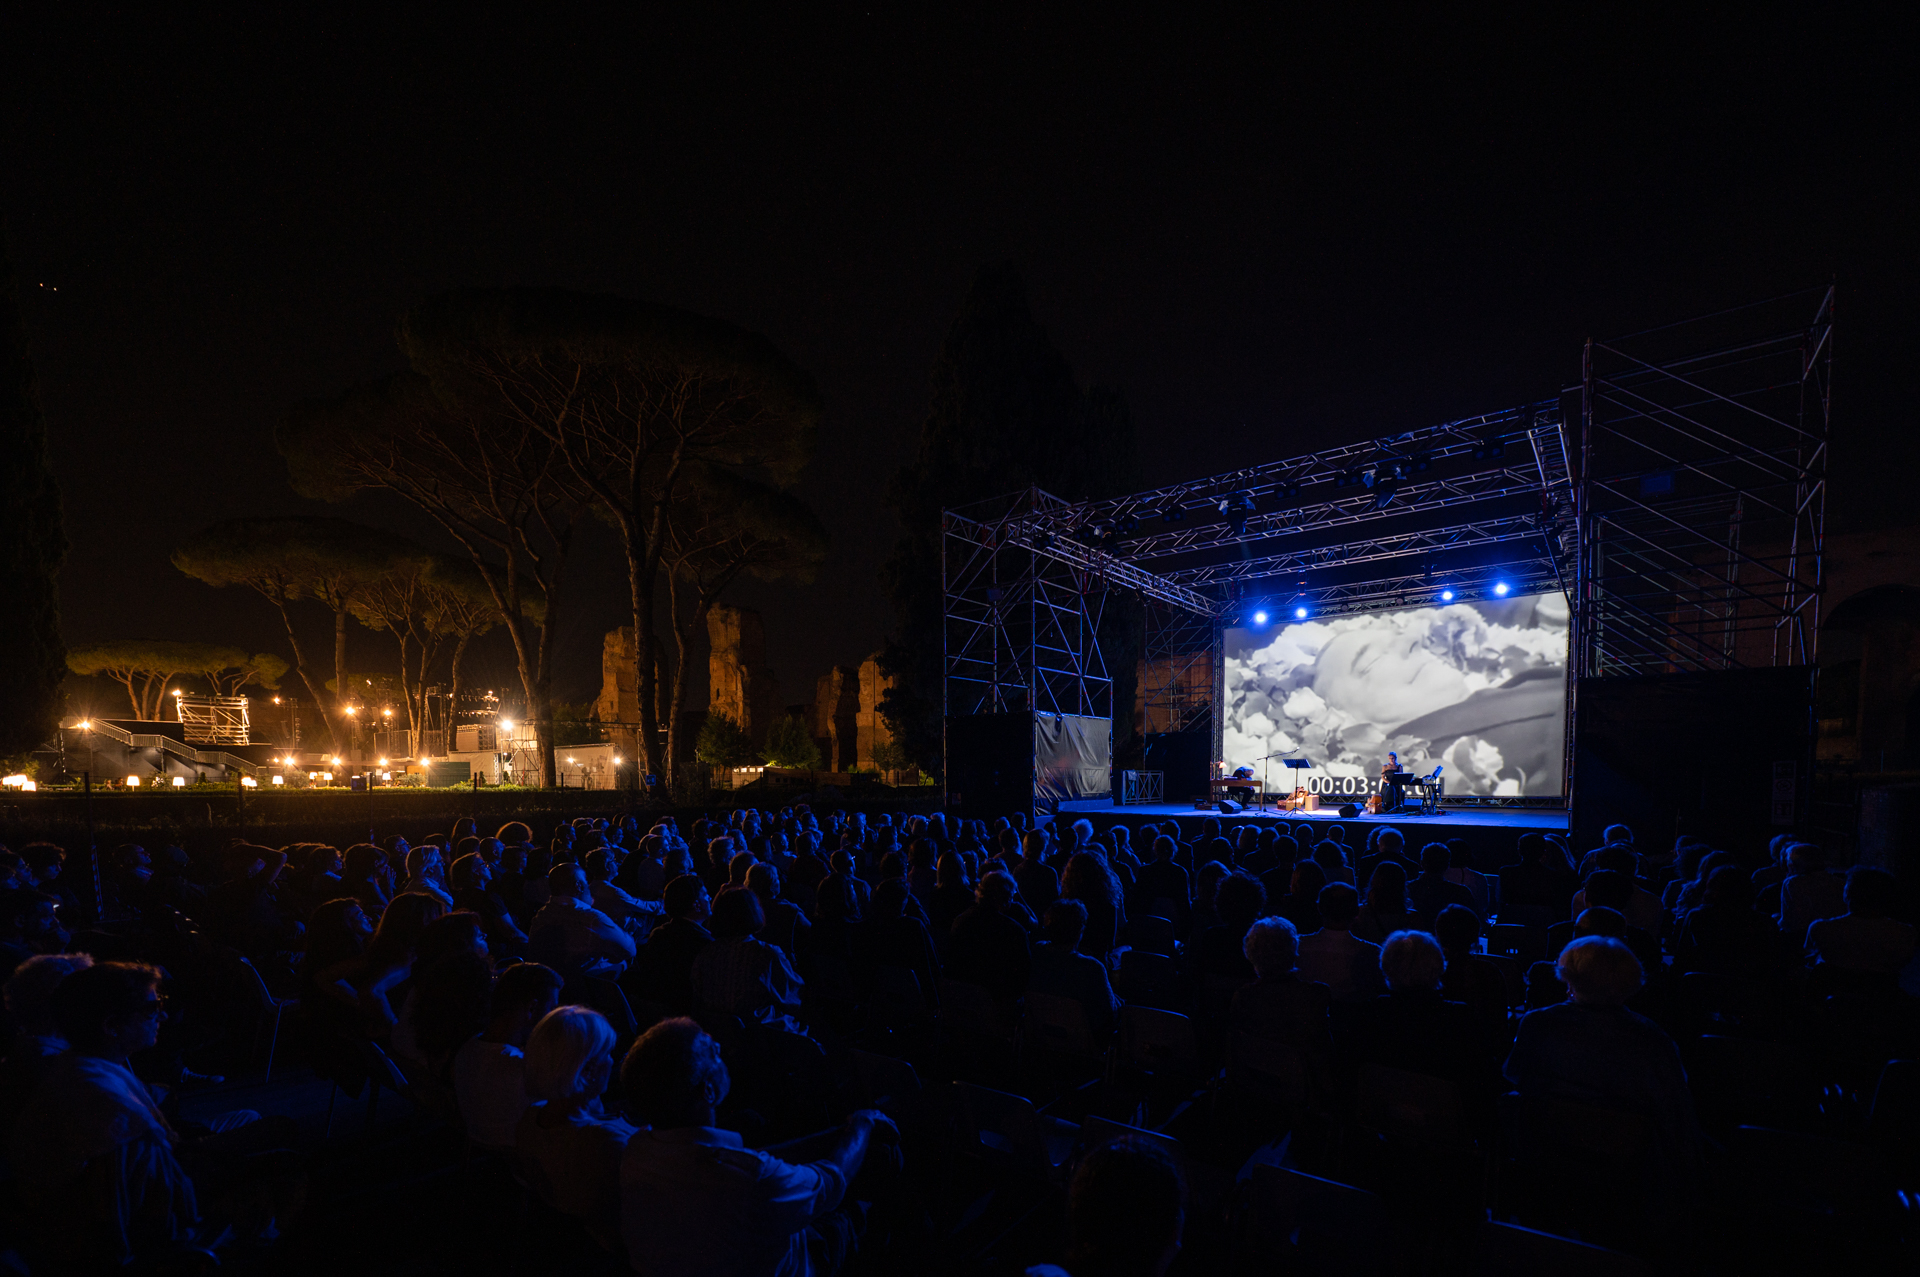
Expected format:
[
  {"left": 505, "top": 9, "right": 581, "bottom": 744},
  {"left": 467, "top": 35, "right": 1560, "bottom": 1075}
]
[
  {"left": 1337, "top": 803, "right": 1361, "bottom": 818},
  {"left": 1217, "top": 799, "right": 1242, "bottom": 814}
]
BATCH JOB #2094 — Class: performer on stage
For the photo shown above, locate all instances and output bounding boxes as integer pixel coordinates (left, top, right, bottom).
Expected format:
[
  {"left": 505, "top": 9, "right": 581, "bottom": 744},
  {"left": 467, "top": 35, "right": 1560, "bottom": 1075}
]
[
  {"left": 1379, "top": 751, "right": 1407, "bottom": 813},
  {"left": 1227, "top": 764, "right": 1257, "bottom": 805}
]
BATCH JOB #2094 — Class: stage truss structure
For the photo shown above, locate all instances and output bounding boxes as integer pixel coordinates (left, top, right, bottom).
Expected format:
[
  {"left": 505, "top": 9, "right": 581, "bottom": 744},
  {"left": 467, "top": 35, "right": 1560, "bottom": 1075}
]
[
  {"left": 175, "top": 695, "right": 250, "bottom": 746},
  {"left": 1575, "top": 286, "right": 1833, "bottom": 678}
]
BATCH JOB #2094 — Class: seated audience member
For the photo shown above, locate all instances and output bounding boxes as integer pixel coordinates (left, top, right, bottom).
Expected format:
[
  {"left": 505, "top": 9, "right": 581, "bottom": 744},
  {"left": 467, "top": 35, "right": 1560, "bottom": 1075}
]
[
  {"left": 1295, "top": 882, "right": 1387, "bottom": 1003},
  {"left": 1340, "top": 930, "right": 1489, "bottom": 1094},
  {"left": 516, "top": 1005, "right": 637, "bottom": 1252},
  {"left": 1194, "top": 872, "right": 1267, "bottom": 984},
  {"left": 1575, "top": 870, "right": 1664, "bottom": 952},
  {"left": 948, "top": 871, "right": 1033, "bottom": 1009},
  {"left": 1028, "top": 899, "right": 1121, "bottom": 1037},
  {"left": 1433, "top": 904, "right": 1508, "bottom": 1033},
  {"left": 586, "top": 848, "right": 664, "bottom": 937},
  {"left": 1671, "top": 865, "right": 1784, "bottom": 978},
  {"left": 1030, "top": 1138, "right": 1187, "bottom": 1277},
  {"left": 620, "top": 1017, "right": 896, "bottom": 1276},
  {"left": 353, "top": 892, "right": 449, "bottom": 1035},
  {"left": 690, "top": 885, "right": 806, "bottom": 1034},
  {"left": 747, "top": 861, "right": 812, "bottom": 955},
  {"left": 206, "top": 843, "right": 296, "bottom": 954},
  {"left": 402, "top": 844, "right": 456, "bottom": 908},
  {"left": 1805, "top": 867, "right": 1918, "bottom": 985},
  {"left": 391, "top": 912, "right": 492, "bottom": 1073},
  {"left": 1441, "top": 843, "right": 1493, "bottom": 915},
  {"left": 0, "top": 888, "right": 65, "bottom": 981},
  {"left": 1230, "top": 916, "right": 1333, "bottom": 1069},
  {"left": 633, "top": 874, "right": 713, "bottom": 1013},
  {"left": 1499, "top": 833, "right": 1577, "bottom": 917},
  {"left": 455, "top": 961, "right": 564, "bottom": 1151},
  {"left": 0, "top": 953, "right": 93, "bottom": 1139},
  {"left": 1776, "top": 843, "right": 1847, "bottom": 944},
  {"left": 338, "top": 843, "right": 393, "bottom": 918},
  {"left": 451, "top": 851, "right": 528, "bottom": 956},
  {"left": 1572, "top": 848, "right": 1663, "bottom": 937},
  {"left": 1133, "top": 835, "right": 1192, "bottom": 928},
  {"left": 854, "top": 878, "right": 941, "bottom": 1006},
  {"left": 1310, "top": 839, "right": 1356, "bottom": 888},
  {"left": 1061, "top": 853, "right": 1127, "bottom": 960},
  {"left": 1275, "top": 861, "right": 1325, "bottom": 936},
  {"left": 1406, "top": 844, "right": 1477, "bottom": 929},
  {"left": 528, "top": 862, "right": 636, "bottom": 979},
  {"left": 1504, "top": 936, "right": 1700, "bottom": 1196},
  {"left": 1351, "top": 862, "right": 1414, "bottom": 944}
]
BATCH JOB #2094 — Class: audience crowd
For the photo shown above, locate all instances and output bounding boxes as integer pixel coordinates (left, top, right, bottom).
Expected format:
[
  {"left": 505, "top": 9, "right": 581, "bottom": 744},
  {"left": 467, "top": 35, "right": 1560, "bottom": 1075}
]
[{"left": 0, "top": 804, "right": 1915, "bottom": 1274}]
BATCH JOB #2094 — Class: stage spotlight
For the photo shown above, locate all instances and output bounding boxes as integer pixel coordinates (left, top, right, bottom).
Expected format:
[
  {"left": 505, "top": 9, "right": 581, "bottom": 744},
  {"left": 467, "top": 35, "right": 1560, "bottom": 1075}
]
[
  {"left": 1031, "top": 531, "right": 1054, "bottom": 550},
  {"left": 1411, "top": 452, "right": 1432, "bottom": 472},
  {"left": 1473, "top": 433, "right": 1507, "bottom": 460},
  {"left": 1294, "top": 605, "right": 1309, "bottom": 620},
  {"left": 1159, "top": 507, "right": 1185, "bottom": 523},
  {"left": 1115, "top": 516, "right": 1139, "bottom": 535},
  {"left": 1494, "top": 581, "right": 1510, "bottom": 596},
  {"left": 1252, "top": 610, "right": 1268, "bottom": 625},
  {"left": 1440, "top": 588, "right": 1455, "bottom": 601}
]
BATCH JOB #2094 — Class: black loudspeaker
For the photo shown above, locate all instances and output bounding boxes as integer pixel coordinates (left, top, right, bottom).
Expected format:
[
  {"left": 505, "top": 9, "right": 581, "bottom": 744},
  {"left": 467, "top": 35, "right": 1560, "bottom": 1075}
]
[
  {"left": 1338, "top": 803, "right": 1361, "bottom": 818},
  {"left": 1217, "top": 799, "right": 1242, "bottom": 814},
  {"left": 1144, "top": 732, "right": 1211, "bottom": 802}
]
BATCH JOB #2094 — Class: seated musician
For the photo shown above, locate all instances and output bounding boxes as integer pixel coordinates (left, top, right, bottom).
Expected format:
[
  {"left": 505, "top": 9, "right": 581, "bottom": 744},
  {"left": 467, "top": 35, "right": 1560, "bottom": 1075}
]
[
  {"left": 1227, "top": 765, "right": 1257, "bottom": 805},
  {"left": 1379, "top": 752, "right": 1407, "bottom": 812}
]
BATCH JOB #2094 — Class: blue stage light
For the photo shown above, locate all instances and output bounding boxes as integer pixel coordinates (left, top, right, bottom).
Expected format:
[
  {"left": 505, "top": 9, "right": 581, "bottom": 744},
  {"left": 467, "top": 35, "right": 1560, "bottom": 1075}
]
[
  {"left": 1252, "top": 610, "right": 1268, "bottom": 625},
  {"left": 1294, "top": 606, "right": 1309, "bottom": 620},
  {"left": 1440, "top": 589, "right": 1455, "bottom": 601},
  {"left": 1493, "top": 581, "right": 1510, "bottom": 596}
]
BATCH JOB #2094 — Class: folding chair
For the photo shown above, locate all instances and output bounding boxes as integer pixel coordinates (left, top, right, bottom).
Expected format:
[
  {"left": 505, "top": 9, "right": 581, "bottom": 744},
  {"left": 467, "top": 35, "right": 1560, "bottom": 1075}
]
[
  {"left": 1353, "top": 1064, "right": 1467, "bottom": 1146},
  {"left": 1128, "top": 914, "right": 1177, "bottom": 956},
  {"left": 1246, "top": 1164, "right": 1397, "bottom": 1272},
  {"left": 1222, "top": 1031, "right": 1309, "bottom": 1121},
  {"left": 1024, "top": 991, "right": 1104, "bottom": 1064},
  {"left": 869, "top": 964, "right": 932, "bottom": 1028},
  {"left": 1116, "top": 1005, "right": 1199, "bottom": 1082},
  {"left": 1116, "top": 949, "right": 1180, "bottom": 1010},
  {"left": 234, "top": 955, "right": 299, "bottom": 1082},
  {"left": 951, "top": 1080, "right": 1079, "bottom": 1180},
  {"left": 1471, "top": 1219, "right": 1648, "bottom": 1277}
]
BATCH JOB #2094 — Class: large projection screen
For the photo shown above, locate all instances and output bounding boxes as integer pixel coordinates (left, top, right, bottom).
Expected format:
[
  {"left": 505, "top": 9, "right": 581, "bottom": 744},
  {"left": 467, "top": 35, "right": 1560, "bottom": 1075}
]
[{"left": 1222, "top": 592, "right": 1568, "bottom": 800}]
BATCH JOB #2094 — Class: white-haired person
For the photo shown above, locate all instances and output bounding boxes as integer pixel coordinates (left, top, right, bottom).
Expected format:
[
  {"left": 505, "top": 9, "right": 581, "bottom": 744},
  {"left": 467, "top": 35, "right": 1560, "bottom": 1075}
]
[
  {"left": 1230, "top": 915, "right": 1334, "bottom": 1079},
  {"left": 1504, "top": 935, "right": 1699, "bottom": 1215},
  {"left": 515, "top": 1004, "right": 637, "bottom": 1253},
  {"left": 1338, "top": 929, "right": 1489, "bottom": 1094}
]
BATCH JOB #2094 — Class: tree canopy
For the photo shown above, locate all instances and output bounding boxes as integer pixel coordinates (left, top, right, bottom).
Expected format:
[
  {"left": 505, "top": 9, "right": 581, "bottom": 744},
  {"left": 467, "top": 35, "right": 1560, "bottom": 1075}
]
[
  {"left": 880, "top": 263, "right": 1140, "bottom": 773},
  {"left": 694, "top": 712, "right": 755, "bottom": 768},
  {"left": 764, "top": 713, "right": 822, "bottom": 769},
  {"left": 66, "top": 640, "right": 249, "bottom": 720}
]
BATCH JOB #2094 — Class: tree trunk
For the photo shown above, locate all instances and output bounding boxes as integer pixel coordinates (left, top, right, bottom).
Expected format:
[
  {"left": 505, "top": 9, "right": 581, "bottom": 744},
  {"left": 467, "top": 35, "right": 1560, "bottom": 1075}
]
[
  {"left": 116, "top": 673, "right": 141, "bottom": 719},
  {"left": 333, "top": 607, "right": 351, "bottom": 750},
  {"left": 448, "top": 631, "right": 472, "bottom": 726},
  {"left": 273, "top": 600, "right": 338, "bottom": 751},
  {"left": 630, "top": 543, "right": 663, "bottom": 788},
  {"left": 392, "top": 630, "right": 412, "bottom": 752}
]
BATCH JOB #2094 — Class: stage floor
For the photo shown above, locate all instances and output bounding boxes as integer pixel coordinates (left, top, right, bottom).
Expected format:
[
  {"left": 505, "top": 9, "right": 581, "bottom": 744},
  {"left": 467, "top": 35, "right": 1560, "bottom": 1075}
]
[{"left": 1055, "top": 798, "right": 1567, "bottom": 834}]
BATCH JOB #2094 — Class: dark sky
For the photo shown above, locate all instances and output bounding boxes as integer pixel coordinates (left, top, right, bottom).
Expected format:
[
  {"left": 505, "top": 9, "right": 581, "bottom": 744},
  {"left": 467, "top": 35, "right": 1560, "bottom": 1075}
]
[{"left": 7, "top": 8, "right": 1914, "bottom": 719}]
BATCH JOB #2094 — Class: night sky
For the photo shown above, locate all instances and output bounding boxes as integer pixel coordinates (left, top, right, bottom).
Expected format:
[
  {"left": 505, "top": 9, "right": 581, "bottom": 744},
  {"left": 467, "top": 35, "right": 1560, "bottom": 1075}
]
[{"left": 7, "top": 9, "right": 1913, "bottom": 719}]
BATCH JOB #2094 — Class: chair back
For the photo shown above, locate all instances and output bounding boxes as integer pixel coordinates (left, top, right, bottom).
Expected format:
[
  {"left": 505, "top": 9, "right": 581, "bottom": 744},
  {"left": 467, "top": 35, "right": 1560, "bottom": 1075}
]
[
  {"left": 1130, "top": 914, "right": 1177, "bottom": 956},
  {"left": 1200, "top": 972, "right": 1249, "bottom": 1021},
  {"left": 1354, "top": 1064, "right": 1466, "bottom": 1145},
  {"left": 1117, "top": 1005, "right": 1198, "bottom": 1078},
  {"left": 1227, "top": 1032, "right": 1309, "bottom": 1110},
  {"left": 848, "top": 1048, "right": 923, "bottom": 1107},
  {"left": 1025, "top": 990, "right": 1102, "bottom": 1058},
  {"left": 869, "top": 964, "right": 929, "bottom": 1025},
  {"left": 1486, "top": 922, "right": 1545, "bottom": 963},
  {"left": 1471, "top": 1219, "right": 1649, "bottom": 1277},
  {"left": 1248, "top": 1164, "right": 1396, "bottom": 1271},
  {"left": 1117, "top": 949, "right": 1179, "bottom": 1006},
  {"left": 940, "top": 978, "right": 1013, "bottom": 1040},
  {"left": 952, "top": 1080, "right": 1074, "bottom": 1173},
  {"left": 1080, "top": 1114, "right": 1183, "bottom": 1165}
]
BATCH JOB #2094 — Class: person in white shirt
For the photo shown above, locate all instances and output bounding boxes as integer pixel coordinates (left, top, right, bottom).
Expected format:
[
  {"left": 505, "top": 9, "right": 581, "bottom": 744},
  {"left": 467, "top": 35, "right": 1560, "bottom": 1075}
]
[
  {"left": 1294, "top": 882, "right": 1386, "bottom": 1003},
  {"left": 515, "top": 1005, "right": 636, "bottom": 1252},
  {"left": 453, "top": 962, "right": 562, "bottom": 1151},
  {"left": 620, "top": 1017, "right": 896, "bottom": 1277}
]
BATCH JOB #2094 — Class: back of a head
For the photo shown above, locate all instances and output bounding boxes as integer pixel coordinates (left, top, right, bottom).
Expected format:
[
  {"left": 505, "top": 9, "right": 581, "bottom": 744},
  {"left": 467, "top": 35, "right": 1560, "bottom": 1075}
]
[
  {"left": 1045, "top": 897, "right": 1089, "bottom": 947},
  {"left": 1446, "top": 839, "right": 1470, "bottom": 869},
  {"left": 1594, "top": 846, "right": 1637, "bottom": 876},
  {"left": 873, "top": 877, "right": 911, "bottom": 917},
  {"left": 1845, "top": 866, "right": 1896, "bottom": 916},
  {"left": 374, "top": 891, "right": 447, "bottom": 955},
  {"left": 416, "top": 911, "right": 486, "bottom": 967},
  {"left": 1242, "top": 915, "right": 1300, "bottom": 979},
  {"left": 491, "top": 961, "right": 563, "bottom": 1024},
  {"left": 1603, "top": 824, "right": 1634, "bottom": 846},
  {"left": 1379, "top": 930, "right": 1445, "bottom": 992},
  {"left": 51, "top": 961, "right": 161, "bottom": 1054},
  {"left": 1067, "top": 1138, "right": 1186, "bottom": 1277},
  {"left": 1583, "top": 869, "right": 1631, "bottom": 913},
  {"left": 728, "top": 851, "right": 756, "bottom": 885},
  {"left": 1557, "top": 935, "right": 1644, "bottom": 1007},
  {"left": 1214, "top": 872, "right": 1267, "bottom": 932},
  {"left": 710, "top": 884, "right": 766, "bottom": 939},
  {"left": 1377, "top": 829, "right": 1403, "bottom": 856},
  {"left": 745, "top": 861, "right": 779, "bottom": 898},
  {"left": 1368, "top": 861, "right": 1408, "bottom": 909},
  {"left": 548, "top": 862, "right": 588, "bottom": 901},
  {"left": 1290, "top": 860, "right": 1327, "bottom": 903},
  {"left": 4, "top": 952, "right": 95, "bottom": 1031},
  {"left": 623, "top": 1016, "right": 725, "bottom": 1128},
  {"left": 524, "top": 1005, "right": 616, "bottom": 1103},
  {"left": 1703, "top": 864, "right": 1752, "bottom": 908},
  {"left": 1152, "top": 834, "right": 1176, "bottom": 862},
  {"left": 584, "top": 848, "right": 614, "bottom": 880},
  {"left": 1433, "top": 903, "right": 1480, "bottom": 952},
  {"left": 663, "top": 874, "right": 705, "bottom": 919},
  {"left": 1419, "top": 843, "right": 1449, "bottom": 875},
  {"left": 496, "top": 821, "right": 533, "bottom": 846},
  {"left": 1572, "top": 906, "right": 1628, "bottom": 939},
  {"left": 1317, "top": 881, "right": 1360, "bottom": 927},
  {"left": 977, "top": 870, "right": 1016, "bottom": 909},
  {"left": 1788, "top": 843, "right": 1826, "bottom": 873},
  {"left": 1311, "top": 841, "right": 1345, "bottom": 870},
  {"left": 449, "top": 852, "right": 485, "bottom": 891}
]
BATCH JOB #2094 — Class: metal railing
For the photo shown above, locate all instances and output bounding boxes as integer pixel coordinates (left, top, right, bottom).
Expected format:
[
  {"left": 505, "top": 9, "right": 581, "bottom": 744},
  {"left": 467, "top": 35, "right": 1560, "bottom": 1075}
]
[{"left": 62, "top": 718, "right": 262, "bottom": 778}]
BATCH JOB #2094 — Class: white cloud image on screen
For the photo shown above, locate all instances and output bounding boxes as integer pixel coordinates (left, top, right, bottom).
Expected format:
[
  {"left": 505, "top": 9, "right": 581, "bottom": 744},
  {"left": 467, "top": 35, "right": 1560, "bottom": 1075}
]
[{"left": 1222, "top": 592, "right": 1568, "bottom": 798}]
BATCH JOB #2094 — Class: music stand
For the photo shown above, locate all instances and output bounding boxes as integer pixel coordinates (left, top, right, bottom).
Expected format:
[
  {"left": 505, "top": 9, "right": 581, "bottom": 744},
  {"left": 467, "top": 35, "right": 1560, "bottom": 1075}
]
[{"left": 1280, "top": 757, "right": 1310, "bottom": 810}]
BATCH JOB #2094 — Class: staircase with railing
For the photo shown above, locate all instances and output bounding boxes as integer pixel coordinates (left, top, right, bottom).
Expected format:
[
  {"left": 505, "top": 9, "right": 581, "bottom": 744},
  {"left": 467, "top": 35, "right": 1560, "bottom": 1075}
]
[{"left": 63, "top": 718, "right": 263, "bottom": 778}]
